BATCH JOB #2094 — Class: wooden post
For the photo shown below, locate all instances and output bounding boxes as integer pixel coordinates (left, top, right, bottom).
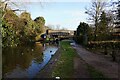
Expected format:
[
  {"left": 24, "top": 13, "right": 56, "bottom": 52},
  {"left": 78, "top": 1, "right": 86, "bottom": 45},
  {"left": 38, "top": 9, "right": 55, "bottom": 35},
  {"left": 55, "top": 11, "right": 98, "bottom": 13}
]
[
  {"left": 104, "top": 43, "right": 107, "bottom": 55},
  {"left": 111, "top": 43, "right": 116, "bottom": 61}
]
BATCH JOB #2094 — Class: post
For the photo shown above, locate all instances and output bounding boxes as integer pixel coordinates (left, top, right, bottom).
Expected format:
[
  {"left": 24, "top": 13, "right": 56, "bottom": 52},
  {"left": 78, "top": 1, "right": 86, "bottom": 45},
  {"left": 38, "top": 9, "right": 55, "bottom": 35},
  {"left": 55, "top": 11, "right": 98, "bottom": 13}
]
[
  {"left": 104, "top": 43, "right": 107, "bottom": 55},
  {"left": 111, "top": 43, "right": 116, "bottom": 61}
]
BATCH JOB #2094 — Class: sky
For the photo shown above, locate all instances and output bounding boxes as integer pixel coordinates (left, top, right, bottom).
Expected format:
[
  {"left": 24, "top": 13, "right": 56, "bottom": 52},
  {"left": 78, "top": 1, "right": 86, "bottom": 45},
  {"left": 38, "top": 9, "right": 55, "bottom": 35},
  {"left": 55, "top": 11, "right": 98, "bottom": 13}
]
[
  {"left": 7, "top": 0, "right": 117, "bottom": 30},
  {"left": 29, "top": 2, "right": 89, "bottom": 30},
  {"left": 10, "top": 1, "right": 90, "bottom": 30}
]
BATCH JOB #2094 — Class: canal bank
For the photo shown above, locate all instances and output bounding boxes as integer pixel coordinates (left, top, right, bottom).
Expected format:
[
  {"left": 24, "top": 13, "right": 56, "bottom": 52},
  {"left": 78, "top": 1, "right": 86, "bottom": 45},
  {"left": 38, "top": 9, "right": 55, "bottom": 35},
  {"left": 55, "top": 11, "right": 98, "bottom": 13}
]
[
  {"left": 42, "top": 40, "right": 108, "bottom": 79},
  {"left": 35, "top": 40, "right": 91, "bottom": 79},
  {"left": 34, "top": 40, "right": 115, "bottom": 79},
  {"left": 36, "top": 45, "right": 61, "bottom": 78},
  {"left": 51, "top": 40, "right": 92, "bottom": 79}
]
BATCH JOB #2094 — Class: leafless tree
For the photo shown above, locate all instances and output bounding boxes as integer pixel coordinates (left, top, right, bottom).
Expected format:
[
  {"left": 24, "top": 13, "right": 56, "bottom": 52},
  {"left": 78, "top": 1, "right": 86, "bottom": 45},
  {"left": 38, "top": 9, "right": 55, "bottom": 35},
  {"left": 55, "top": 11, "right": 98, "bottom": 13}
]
[
  {"left": 85, "top": 0, "right": 107, "bottom": 40},
  {"left": 56, "top": 24, "right": 60, "bottom": 30},
  {"left": 0, "top": 0, "right": 26, "bottom": 20}
]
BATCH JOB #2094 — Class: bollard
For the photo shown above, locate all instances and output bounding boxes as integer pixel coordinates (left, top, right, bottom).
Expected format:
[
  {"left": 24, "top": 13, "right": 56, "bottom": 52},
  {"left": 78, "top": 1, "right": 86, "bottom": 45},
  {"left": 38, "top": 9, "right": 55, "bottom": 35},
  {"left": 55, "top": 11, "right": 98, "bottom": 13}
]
[
  {"left": 104, "top": 44, "right": 107, "bottom": 55},
  {"left": 111, "top": 50, "right": 116, "bottom": 61},
  {"left": 111, "top": 43, "right": 116, "bottom": 61}
]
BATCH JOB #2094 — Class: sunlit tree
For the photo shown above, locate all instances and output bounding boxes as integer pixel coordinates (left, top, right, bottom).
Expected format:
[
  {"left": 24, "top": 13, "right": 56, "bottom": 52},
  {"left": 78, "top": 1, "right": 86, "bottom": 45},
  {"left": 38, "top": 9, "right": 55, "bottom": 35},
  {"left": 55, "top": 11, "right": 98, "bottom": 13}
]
[
  {"left": 2, "top": 10, "right": 20, "bottom": 47},
  {"left": 34, "top": 16, "right": 45, "bottom": 34},
  {"left": 19, "top": 12, "right": 36, "bottom": 42}
]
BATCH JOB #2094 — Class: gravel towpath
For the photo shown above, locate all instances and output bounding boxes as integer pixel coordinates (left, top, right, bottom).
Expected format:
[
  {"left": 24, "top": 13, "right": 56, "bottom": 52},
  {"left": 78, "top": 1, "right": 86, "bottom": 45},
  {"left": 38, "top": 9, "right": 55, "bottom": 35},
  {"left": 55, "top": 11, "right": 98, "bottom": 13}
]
[{"left": 72, "top": 43, "right": 118, "bottom": 79}]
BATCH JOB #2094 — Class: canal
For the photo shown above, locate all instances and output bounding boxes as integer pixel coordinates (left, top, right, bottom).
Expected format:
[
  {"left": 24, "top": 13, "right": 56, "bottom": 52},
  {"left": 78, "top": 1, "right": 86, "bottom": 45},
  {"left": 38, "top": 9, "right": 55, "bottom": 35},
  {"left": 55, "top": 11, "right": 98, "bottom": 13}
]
[{"left": 2, "top": 42, "right": 58, "bottom": 78}]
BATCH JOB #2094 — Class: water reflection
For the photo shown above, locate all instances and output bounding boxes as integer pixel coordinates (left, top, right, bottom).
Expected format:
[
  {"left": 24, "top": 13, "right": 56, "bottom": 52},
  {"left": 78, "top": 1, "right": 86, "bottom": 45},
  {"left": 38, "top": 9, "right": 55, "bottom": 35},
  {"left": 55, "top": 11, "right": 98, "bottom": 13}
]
[{"left": 3, "top": 43, "right": 58, "bottom": 78}]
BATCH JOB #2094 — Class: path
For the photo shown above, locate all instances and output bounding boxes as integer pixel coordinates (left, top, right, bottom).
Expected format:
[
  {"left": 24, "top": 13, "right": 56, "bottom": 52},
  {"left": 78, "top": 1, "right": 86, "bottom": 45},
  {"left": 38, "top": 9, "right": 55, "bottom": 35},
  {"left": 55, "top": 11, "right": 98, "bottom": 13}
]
[
  {"left": 72, "top": 43, "right": 118, "bottom": 79},
  {"left": 74, "top": 57, "right": 90, "bottom": 78}
]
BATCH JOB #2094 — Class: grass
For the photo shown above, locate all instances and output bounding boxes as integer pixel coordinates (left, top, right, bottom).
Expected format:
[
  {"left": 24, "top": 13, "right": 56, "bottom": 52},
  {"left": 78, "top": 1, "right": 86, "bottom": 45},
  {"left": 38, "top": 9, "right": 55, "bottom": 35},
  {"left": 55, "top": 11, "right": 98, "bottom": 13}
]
[
  {"left": 52, "top": 40, "right": 77, "bottom": 78},
  {"left": 87, "top": 64, "right": 108, "bottom": 80},
  {"left": 52, "top": 40, "right": 107, "bottom": 79}
]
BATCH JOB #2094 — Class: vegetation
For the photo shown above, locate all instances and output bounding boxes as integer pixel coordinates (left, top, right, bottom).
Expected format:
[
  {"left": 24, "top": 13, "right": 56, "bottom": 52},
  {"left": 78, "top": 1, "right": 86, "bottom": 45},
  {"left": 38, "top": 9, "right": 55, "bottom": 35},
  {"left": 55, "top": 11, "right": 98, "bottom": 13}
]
[
  {"left": 1, "top": 1, "right": 46, "bottom": 48},
  {"left": 87, "top": 65, "right": 105, "bottom": 79},
  {"left": 74, "top": 22, "right": 90, "bottom": 45},
  {"left": 1, "top": 0, "right": 119, "bottom": 79},
  {"left": 74, "top": 0, "right": 120, "bottom": 62},
  {"left": 98, "top": 11, "right": 109, "bottom": 41},
  {"left": 52, "top": 40, "right": 77, "bottom": 78},
  {"left": 52, "top": 40, "right": 106, "bottom": 78},
  {"left": 34, "top": 16, "right": 45, "bottom": 34},
  {"left": 115, "top": 1, "right": 120, "bottom": 29},
  {"left": 85, "top": 0, "right": 107, "bottom": 41}
]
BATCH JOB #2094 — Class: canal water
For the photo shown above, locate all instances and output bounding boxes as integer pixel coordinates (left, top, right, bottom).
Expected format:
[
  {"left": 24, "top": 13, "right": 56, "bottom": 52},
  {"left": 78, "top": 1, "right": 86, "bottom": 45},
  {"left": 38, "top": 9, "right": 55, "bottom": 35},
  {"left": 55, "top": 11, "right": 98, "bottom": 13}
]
[{"left": 2, "top": 43, "right": 58, "bottom": 78}]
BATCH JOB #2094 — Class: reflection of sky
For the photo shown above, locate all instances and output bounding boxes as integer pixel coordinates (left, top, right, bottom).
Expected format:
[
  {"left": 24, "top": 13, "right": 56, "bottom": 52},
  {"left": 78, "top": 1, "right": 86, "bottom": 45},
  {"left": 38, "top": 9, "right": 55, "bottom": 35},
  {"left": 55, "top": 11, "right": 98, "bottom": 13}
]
[{"left": 5, "top": 46, "right": 58, "bottom": 78}]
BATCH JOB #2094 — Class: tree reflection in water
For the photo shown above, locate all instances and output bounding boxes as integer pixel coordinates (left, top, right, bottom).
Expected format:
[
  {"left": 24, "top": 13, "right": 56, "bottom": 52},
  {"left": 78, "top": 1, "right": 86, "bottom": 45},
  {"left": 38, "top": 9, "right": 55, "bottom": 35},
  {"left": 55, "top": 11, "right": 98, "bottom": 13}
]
[{"left": 3, "top": 43, "right": 58, "bottom": 78}]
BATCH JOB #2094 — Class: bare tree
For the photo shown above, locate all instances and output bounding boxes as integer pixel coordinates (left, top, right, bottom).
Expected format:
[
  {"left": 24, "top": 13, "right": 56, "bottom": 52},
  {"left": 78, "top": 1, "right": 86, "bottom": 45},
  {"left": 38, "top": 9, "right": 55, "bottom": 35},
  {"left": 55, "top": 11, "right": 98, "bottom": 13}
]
[
  {"left": 56, "top": 24, "right": 60, "bottom": 30},
  {"left": 47, "top": 24, "right": 55, "bottom": 30},
  {"left": 0, "top": 0, "right": 26, "bottom": 20},
  {"left": 85, "top": 0, "right": 107, "bottom": 40}
]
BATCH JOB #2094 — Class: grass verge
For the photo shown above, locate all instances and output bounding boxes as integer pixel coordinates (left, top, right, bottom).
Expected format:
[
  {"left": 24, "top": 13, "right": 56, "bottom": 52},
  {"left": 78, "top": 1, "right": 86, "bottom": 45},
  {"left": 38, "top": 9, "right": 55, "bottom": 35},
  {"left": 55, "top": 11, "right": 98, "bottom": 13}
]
[
  {"left": 52, "top": 40, "right": 77, "bottom": 78},
  {"left": 87, "top": 64, "right": 109, "bottom": 80},
  {"left": 52, "top": 40, "right": 107, "bottom": 79}
]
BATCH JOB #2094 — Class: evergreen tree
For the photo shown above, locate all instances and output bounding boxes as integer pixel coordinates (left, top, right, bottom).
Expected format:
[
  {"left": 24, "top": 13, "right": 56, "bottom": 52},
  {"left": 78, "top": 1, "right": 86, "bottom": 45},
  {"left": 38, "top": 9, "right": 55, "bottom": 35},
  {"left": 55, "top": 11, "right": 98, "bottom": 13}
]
[
  {"left": 76, "top": 22, "right": 89, "bottom": 45},
  {"left": 98, "top": 11, "right": 109, "bottom": 40},
  {"left": 99, "top": 11, "right": 107, "bottom": 33}
]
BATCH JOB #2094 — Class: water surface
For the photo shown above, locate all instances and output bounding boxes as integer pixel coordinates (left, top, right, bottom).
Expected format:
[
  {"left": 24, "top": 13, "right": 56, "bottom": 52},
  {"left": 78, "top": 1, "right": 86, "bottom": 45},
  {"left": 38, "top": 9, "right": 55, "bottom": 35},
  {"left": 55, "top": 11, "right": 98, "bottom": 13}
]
[{"left": 3, "top": 43, "right": 58, "bottom": 78}]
